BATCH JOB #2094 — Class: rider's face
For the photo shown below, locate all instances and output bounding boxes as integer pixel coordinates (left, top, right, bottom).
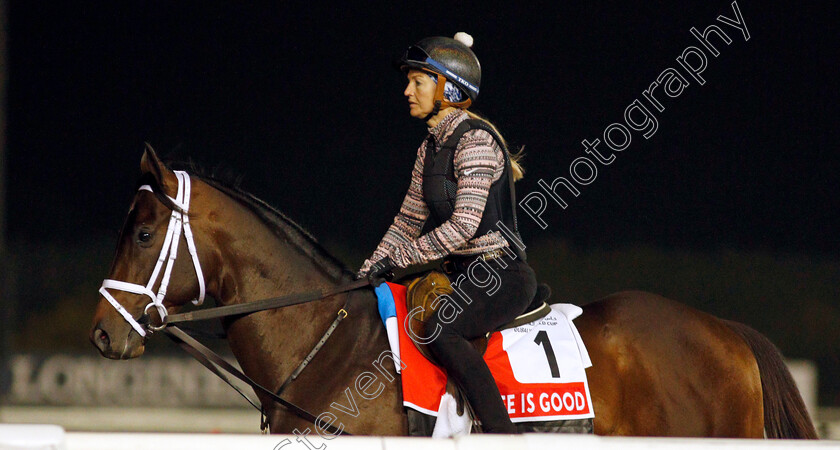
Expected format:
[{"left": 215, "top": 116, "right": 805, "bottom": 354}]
[{"left": 404, "top": 70, "right": 437, "bottom": 119}]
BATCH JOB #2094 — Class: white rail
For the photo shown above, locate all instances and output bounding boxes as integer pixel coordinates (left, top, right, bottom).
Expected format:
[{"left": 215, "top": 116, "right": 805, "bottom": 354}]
[
  {"left": 64, "top": 432, "right": 840, "bottom": 450},
  {"left": 4, "top": 425, "right": 839, "bottom": 450}
]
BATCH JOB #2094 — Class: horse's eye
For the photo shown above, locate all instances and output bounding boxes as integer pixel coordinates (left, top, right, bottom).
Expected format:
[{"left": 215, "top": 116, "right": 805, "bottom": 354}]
[{"left": 137, "top": 231, "right": 152, "bottom": 243}]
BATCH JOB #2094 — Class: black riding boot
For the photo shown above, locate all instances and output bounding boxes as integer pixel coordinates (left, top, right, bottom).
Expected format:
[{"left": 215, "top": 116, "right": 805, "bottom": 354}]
[{"left": 424, "top": 254, "right": 537, "bottom": 433}]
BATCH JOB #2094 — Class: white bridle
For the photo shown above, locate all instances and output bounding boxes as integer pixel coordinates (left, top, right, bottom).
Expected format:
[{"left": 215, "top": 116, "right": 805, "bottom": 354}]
[{"left": 99, "top": 170, "right": 206, "bottom": 337}]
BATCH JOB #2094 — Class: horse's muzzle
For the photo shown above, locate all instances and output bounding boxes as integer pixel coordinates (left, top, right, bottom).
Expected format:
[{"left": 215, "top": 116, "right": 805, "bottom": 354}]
[{"left": 90, "top": 321, "right": 145, "bottom": 359}]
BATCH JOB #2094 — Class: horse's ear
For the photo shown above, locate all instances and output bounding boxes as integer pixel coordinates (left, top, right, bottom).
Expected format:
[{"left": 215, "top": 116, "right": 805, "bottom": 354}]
[{"left": 140, "top": 143, "right": 176, "bottom": 189}]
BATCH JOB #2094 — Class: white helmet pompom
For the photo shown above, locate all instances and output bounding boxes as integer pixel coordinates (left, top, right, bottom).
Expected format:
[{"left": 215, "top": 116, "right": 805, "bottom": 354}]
[{"left": 454, "top": 32, "right": 474, "bottom": 48}]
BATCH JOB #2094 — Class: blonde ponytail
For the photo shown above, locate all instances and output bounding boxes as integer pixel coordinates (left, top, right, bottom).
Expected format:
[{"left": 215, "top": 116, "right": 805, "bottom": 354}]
[{"left": 464, "top": 110, "right": 525, "bottom": 182}]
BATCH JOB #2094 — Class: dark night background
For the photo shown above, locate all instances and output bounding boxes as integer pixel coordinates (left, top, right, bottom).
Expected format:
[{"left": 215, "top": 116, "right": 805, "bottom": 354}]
[{"left": 2, "top": 1, "right": 839, "bottom": 406}]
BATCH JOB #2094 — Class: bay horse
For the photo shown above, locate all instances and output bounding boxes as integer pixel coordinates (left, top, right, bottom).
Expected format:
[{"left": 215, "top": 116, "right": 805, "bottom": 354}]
[{"left": 90, "top": 147, "right": 817, "bottom": 438}]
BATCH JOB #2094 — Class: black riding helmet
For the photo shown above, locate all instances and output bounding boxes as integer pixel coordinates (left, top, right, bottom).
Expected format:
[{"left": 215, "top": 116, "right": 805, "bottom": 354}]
[{"left": 399, "top": 32, "right": 481, "bottom": 114}]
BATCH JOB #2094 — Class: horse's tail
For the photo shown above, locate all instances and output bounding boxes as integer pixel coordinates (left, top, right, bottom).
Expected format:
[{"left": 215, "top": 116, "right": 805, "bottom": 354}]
[{"left": 723, "top": 319, "right": 818, "bottom": 439}]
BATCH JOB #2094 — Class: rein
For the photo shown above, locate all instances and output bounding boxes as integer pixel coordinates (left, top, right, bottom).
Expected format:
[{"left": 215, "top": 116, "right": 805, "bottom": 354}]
[
  {"left": 100, "top": 172, "right": 372, "bottom": 435},
  {"left": 162, "top": 278, "right": 370, "bottom": 325}
]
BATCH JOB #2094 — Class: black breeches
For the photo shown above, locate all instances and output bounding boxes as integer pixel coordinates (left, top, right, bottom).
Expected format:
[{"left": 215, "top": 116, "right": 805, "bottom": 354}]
[{"left": 423, "top": 253, "right": 537, "bottom": 433}]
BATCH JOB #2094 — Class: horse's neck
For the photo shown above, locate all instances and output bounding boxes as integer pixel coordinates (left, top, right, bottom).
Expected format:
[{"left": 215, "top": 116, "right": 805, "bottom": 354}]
[
  {"left": 206, "top": 191, "right": 343, "bottom": 302},
  {"left": 205, "top": 194, "right": 387, "bottom": 395},
  {"left": 203, "top": 190, "right": 404, "bottom": 434}
]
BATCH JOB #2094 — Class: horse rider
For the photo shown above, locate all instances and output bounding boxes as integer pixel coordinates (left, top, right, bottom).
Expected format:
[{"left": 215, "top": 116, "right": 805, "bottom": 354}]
[{"left": 357, "top": 32, "right": 538, "bottom": 433}]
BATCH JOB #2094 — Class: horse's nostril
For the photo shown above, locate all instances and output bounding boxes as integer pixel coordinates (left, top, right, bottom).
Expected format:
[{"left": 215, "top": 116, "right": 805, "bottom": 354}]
[{"left": 94, "top": 327, "right": 110, "bottom": 349}]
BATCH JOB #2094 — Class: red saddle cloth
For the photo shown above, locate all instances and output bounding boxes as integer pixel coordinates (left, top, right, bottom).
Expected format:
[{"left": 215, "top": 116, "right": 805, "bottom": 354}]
[{"left": 386, "top": 282, "right": 594, "bottom": 422}]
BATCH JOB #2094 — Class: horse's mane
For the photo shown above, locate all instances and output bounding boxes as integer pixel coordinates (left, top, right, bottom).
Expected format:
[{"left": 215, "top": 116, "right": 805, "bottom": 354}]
[{"left": 159, "top": 161, "right": 355, "bottom": 282}]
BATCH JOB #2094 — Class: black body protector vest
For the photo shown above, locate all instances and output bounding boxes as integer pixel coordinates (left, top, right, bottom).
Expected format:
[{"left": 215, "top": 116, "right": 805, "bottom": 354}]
[{"left": 421, "top": 118, "right": 527, "bottom": 261}]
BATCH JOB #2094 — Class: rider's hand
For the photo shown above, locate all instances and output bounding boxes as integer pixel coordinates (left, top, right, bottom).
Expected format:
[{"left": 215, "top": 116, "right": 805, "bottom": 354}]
[{"left": 367, "top": 257, "right": 396, "bottom": 287}]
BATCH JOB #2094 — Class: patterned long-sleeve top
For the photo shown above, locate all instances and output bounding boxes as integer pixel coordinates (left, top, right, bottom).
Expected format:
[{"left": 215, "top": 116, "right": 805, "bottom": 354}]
[{"left": 358, "top": 109, "right": 512, "bottom": 276}]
